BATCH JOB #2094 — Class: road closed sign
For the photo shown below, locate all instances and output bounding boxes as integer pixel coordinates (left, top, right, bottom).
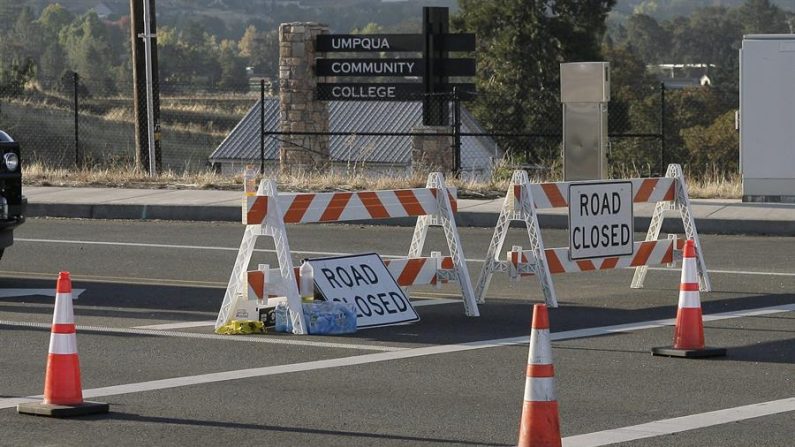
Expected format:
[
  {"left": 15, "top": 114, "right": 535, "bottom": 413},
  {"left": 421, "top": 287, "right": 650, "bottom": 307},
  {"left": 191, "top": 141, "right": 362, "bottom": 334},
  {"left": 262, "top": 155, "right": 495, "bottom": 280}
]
[
  {"left": 307, "top": 253, "right": 419, "bottom": 329},
  {"left": 568, "top": 181, "right": 634, "bottom": 260}
]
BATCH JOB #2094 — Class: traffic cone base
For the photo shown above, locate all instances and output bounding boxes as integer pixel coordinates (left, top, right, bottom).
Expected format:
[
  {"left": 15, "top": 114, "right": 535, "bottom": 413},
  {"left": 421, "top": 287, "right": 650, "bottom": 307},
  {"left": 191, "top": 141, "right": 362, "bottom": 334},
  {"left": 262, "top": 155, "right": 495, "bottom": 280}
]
[
  {"left": 651, "top": 346, "right": 727, "bottom": 358},
  {"left": 17, "top": 401, "right": 109, "bottom": 418},
  {"left": 518, "top": 401, "right": 561, "bottom": 447}
]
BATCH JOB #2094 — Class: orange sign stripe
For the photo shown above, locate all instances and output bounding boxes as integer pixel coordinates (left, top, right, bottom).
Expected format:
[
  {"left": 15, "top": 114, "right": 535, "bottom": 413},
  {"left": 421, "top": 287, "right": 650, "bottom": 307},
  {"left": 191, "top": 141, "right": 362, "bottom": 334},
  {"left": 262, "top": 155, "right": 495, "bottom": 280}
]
[
  {"left": 246, "top": 196, "right": 268, "bottom": 224},
  {"left": 396, "top": 258, "right": 425, "bottom": 286},
  {"left": 514, "top": 185, "right": 522, "bottom": 201},
  {"left": 441, "top": 257, "right": 454, "bottom": 269},
  {"left": 247, "top": 271, "right": 264, "bottom": 299},
  {"left": 394, "top": 190, "right": 426, "bottom": 217},
  {"left": 662, "top": 244, "right": 674, "bottom": 264},
  {"left": 283, "top": 194, "right": 315, "bottom": 223},
  {"left": 320, "top": 192, "right": 353, "bottom": 222},
  {"left": 600, "top": 257, "right": 619, "bottom": 270},
  {"left": 540, "top": 184, "right": 567, "bottom": 208},
  {"left": 634, "top": 179, "right": 657, "bottom": 202},
  {"left": 663, "top": 183, "right": 675, "bottom": 202},
  {"left": 356, "top": 192, "right": 389, "bottom": 219},
  {"left": 576, "top": 260, "right": 596, "bottom": 271},
  {"left": 545, "top": 250, "right": 565, "bottom": 274},
  {"left": 630, "top": 241, "right": 655, "bottom": 266}
]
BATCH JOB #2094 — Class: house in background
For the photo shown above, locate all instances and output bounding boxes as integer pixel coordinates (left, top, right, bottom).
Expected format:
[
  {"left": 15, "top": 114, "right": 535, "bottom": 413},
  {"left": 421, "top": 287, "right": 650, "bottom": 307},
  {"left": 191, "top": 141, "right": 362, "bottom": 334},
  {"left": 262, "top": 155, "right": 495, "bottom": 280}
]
[
  {"left": 650, "top": 63, "right": 714, "bottom": 89},
  {"left": 209, "top": 98, "right": 502, "bottom": 179}
]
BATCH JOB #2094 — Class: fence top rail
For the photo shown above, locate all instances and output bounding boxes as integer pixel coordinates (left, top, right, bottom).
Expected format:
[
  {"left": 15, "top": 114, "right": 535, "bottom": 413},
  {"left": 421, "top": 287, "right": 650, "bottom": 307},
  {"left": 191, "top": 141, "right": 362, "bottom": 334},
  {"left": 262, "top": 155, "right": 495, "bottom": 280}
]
[
  {"left": 526, "top": 177, "right": 676, "bottom": 209},
  {"left": 247, "top": 187, "right": 455, "bottom": 225}
]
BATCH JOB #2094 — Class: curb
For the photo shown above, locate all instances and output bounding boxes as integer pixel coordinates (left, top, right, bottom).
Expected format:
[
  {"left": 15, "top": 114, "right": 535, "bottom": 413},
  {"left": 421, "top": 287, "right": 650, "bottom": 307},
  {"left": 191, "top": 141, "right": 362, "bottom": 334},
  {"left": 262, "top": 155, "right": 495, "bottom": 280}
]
[{"left": 25, "top": 202, "right": 795, "bottom": 236}]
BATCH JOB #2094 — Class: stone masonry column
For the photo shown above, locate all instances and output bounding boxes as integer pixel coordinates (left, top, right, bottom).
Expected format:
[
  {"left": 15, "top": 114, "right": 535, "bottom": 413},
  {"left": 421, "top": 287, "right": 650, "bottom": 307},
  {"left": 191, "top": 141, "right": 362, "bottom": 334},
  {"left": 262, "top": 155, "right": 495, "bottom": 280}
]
[
  {"left": 411, "top": 126, "right": 454, "bottom": 174},
  {"left": 279, "top": 22, "right": 330, "bottom": 172}
]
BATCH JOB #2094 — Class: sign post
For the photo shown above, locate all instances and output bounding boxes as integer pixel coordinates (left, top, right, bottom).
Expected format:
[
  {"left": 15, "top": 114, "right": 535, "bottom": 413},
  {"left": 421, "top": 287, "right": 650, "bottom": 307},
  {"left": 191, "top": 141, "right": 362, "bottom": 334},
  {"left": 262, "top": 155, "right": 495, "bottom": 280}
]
[
  {"left": 568, "top": 181, "right": 634, "bottom": 260},
  {"left": 314, "top": 6, "right": 476, "bottom": 119}
]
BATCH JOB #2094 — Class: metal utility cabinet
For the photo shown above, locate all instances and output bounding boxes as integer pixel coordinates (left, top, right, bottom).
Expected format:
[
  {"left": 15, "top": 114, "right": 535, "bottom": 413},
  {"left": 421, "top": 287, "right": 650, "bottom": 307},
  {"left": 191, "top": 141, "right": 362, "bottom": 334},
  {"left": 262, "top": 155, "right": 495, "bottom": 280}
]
[
  {"left": 560, "top": 62, "right": 610, "bottom": 181},
  {"left": 740, "top": 35, "right": 795, "bottom": 202}
]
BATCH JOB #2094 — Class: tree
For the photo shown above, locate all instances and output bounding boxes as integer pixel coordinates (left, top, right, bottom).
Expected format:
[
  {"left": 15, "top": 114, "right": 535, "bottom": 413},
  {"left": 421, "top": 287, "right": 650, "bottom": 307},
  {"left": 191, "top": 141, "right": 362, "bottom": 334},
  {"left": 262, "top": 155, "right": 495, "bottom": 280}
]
[
  {"left": 735, "top": 0, "right": 789, "bottom": 34},
  {"left": 238, "top": 26, "right": 278, "bottom": 80},
  {"left": 59, "top": 13, "right": 116, "bottom": 95},
  {"left": 38, "top": 3, "right": 75, "bottom": 41},
  {"left": 681, "top": 110, "right": 739, "bottom": 173},
  {"left": 625, "top": 14, "right": 669, "bottom": 63},
  {"left": 452, "top": 0, "right": 616, "bottom": 163},
  {"left": 217, "top": 39, "right": 248, "bottom": 91}
]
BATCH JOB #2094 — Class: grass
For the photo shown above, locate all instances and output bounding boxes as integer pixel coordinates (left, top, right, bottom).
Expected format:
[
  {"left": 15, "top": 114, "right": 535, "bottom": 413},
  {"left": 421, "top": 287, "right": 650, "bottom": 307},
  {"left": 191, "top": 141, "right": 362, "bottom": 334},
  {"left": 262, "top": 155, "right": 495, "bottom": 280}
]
[{"left": 22, "top": 161, "right": 743, "bottom": 199}]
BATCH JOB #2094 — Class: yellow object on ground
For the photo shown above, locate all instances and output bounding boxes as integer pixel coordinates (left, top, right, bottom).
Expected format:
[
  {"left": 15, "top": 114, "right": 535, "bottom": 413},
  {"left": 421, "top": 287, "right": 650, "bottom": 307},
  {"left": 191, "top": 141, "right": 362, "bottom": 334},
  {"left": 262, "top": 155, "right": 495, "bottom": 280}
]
[{"left": 215, "top": 320, "right": 266, "bottom": 335}]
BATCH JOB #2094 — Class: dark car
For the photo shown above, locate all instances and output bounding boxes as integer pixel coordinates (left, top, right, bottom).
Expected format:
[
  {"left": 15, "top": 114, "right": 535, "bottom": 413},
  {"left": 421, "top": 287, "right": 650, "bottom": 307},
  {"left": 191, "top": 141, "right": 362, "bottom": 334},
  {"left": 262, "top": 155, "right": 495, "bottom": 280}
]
[{"left": 0, "top": 130, "right": 25, "bottom": 259}]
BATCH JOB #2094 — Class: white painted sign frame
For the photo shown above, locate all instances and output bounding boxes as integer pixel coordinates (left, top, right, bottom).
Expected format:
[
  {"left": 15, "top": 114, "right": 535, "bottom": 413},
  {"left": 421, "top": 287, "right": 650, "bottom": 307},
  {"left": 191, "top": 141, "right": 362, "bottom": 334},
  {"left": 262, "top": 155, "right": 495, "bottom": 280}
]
[{"left": 568, "top": 181, "right": 634, "bottom": 260}]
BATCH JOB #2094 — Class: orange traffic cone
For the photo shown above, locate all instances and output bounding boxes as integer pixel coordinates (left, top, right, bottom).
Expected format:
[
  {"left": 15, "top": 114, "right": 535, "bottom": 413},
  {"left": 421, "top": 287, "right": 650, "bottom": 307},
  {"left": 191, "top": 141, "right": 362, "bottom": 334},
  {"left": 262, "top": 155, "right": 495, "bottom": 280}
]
[
  {"left": 652, "top": 240, "right": 726, "bottom": 358},
  {"left": 517, "top": 304, "right": 561, "bottom": 447},
  {"left": 18, "top": 272, "right": 109, "bottom": 417}
]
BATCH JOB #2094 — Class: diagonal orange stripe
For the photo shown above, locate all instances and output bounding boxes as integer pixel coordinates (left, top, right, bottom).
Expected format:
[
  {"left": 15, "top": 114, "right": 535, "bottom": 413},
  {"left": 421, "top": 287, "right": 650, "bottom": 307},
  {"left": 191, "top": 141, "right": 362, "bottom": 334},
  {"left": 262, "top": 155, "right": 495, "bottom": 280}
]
[
  {"left": 396, "top": 258, "right": 425, "bottom": 286},
  {"left": 447, "top": 191, "right": 458, "bottom": 213},
  {"left": 663, "top": 183, "right": 675, "bottom": 202},
  {"left": 662, "top": 243, "right": 674, "bottom": 264},
  {"left": 320, "top": 192, "right": 353, "bottom": 222},
  {"left": 246, "top": 196, "right": 268, "bottom": 225},
  {"left": 600, "top": 257, "right": 619, "bottom": 270},
  {"left": 545, "top": 250, "right": 565, "bottom": 274},
  {"left": 540, "top": 183, "right": 567, "bottom": 208},
  {"left": 630, "top": 241, "right": 655, "bottom": 266},
  {"left": 441, "top": 256, "right": 454, "bottom": 269},
  {"left": 576, "top": 260, "right": 596, "bottom": 271},
  {"left": 358, "top": 191, "right": 389, "bottom": 219},
  {"left": 247, "top": 271, "right": 264, "bottom": 299},
  {"left": 283, "top": 194, "right": 314, "bottom": 223},
  {"left": 634, "top": 179, "right": 656, "bottom": 202},
  {"left": 394, "top": 190, "right": 426, "bottom": 217}
]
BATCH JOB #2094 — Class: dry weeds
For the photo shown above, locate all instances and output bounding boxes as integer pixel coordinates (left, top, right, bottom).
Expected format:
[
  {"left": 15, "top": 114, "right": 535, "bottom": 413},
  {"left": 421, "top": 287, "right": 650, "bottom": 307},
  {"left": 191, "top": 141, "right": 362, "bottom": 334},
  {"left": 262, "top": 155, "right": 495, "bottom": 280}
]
[{"left": 22, "top": 162, "right": 742, "bottom": 199}]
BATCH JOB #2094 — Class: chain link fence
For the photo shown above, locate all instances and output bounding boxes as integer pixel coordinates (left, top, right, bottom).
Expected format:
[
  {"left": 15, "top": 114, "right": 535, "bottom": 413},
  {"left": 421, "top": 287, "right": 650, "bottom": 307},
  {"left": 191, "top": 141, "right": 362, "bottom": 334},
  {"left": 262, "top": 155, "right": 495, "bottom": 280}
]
[{"left": 1, "top": 75, "right": 736, "bottom": 179}]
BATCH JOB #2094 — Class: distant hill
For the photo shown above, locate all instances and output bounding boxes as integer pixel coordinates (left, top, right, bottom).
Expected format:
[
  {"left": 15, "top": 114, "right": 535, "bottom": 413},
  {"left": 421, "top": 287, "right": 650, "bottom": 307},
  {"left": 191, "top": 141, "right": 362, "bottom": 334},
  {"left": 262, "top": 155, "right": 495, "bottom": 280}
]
[{"left": 613, "top": 0, "right": 795, "bottom": 20}]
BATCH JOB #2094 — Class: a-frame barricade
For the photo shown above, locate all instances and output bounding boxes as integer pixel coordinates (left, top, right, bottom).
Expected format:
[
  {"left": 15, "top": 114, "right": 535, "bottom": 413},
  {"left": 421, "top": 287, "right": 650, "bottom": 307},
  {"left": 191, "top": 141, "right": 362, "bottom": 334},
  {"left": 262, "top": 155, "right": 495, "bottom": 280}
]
[
  {"left": 215, "top": 172, "right": 479, "bottom": 334},
  {"left": 474, "top": 163, "right": 710, "bottom": 306}
]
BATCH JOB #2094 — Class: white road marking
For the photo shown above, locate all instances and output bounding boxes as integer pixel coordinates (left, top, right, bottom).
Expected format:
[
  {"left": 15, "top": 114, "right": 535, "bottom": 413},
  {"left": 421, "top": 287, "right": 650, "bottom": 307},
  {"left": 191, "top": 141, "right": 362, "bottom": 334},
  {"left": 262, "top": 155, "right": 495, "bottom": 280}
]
[
  {"left": 133, "top": 320, "right": 216, "bottom": 330},
  {"left": 16, "top": 238, "right": 795, "bottom": 277},
  {"left": 563, "top": 397, "right": 795, "bottom": 447},
  {"left": 2, "top": 304, "right": 792, "bottom": 412},
  {"left": 130, "top": 299, "right": 456, "bottom": 330},
  {"left": 0, "top": 320, "right": 405, "bottom": 352},
  {"left": 0, "top": 288, "right": 86, "bottom": 299}
]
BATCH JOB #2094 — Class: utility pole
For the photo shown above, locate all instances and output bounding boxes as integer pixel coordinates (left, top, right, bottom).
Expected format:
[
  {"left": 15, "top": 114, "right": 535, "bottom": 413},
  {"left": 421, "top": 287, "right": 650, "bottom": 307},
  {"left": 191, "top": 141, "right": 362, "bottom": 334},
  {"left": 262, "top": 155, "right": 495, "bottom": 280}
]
[{"left": 129, "top": 0, "right": 162, "bottom": 174}]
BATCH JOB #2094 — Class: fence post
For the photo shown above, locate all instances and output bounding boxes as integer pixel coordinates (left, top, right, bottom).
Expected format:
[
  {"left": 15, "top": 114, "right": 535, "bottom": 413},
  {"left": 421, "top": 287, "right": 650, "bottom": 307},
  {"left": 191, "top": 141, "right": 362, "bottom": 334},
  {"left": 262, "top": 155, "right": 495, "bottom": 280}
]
[
  {"left": 659, "top": 82, "right": 666, "bottom": 174},
  {"left": 452, "top": 87, "right": 462, "bottom": 177},
  {"left": 74, "top": 72, "right": 79, "bottom": 167},
  {"left": 260, "top": 79, "right": 265, "bottom": 173}
]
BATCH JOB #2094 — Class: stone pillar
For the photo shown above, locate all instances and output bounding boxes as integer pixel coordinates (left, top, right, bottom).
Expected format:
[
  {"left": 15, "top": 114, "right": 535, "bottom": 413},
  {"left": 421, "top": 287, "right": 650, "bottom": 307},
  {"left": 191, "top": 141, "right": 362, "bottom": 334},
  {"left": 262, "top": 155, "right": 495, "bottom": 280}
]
[
  {"left": 279, "top": 22, "right": 330, "bottom": 172},
  {"left": 411, "top": 126, "right": 454, "bottom": 174}
]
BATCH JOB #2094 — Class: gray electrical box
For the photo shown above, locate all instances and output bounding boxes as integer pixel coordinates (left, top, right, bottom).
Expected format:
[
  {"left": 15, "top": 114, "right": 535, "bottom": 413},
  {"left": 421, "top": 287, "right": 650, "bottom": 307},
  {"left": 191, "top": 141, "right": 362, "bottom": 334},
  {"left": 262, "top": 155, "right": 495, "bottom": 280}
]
[
  {"left": 560, "top": 62, "right": 610, "bottom": 181},
  {"left": 740, "top": 35, "right": 795, "bottom": 202}
]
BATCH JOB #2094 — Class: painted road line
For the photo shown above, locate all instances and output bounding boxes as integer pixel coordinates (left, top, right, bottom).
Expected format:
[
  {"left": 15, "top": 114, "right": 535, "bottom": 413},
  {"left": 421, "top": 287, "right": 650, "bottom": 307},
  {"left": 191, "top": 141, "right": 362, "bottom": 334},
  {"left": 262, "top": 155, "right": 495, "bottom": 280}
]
[
  {"left": 133, "top": 320, "right": 217, "bottom": 330},
  {"left": 131, "top": 299, "right": 457, "bottom": 329},
  {"left": 563, "top": 397, "right": 795, "bottom": 447},
  {"left": 16, "top": 238, "right": 795, "bottom": 278},
  {"left": 0, "top": 320, "right": 405, "bottom": 352},
  {"left": 2, "top": 304, "right": 792, "bottom": 411},
  {"left": 0, "top": 288, "right": 86, "bottom": 299}
]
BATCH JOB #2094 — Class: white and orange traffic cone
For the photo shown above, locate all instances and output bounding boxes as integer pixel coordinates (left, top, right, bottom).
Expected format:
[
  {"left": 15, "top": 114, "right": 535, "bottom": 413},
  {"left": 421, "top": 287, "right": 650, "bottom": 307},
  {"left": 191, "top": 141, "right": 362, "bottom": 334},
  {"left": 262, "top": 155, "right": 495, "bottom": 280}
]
[
  {"left": 517, "top": 304, "right": 561, "bottom": 447},
  {"left": 18, "top": 272, "right": 109, "bottom": 417},
  {"left": 652, "top": 240, "right": 726, "bottom": 358}
]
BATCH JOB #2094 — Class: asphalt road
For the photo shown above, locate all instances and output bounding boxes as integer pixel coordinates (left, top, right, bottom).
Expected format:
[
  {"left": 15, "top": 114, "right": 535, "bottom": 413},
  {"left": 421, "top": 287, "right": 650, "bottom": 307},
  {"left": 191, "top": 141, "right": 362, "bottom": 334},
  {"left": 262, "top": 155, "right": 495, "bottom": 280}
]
[{"left": 0, "top": 218, "right": 793, "bottom": 446}]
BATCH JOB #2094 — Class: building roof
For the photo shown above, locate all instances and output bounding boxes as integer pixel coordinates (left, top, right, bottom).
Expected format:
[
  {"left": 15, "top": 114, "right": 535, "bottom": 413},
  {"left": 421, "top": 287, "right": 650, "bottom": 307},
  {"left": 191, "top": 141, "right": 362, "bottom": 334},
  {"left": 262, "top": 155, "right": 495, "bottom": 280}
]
[{"left": 209, "top": 99, "right": 501, "bottom": 169}]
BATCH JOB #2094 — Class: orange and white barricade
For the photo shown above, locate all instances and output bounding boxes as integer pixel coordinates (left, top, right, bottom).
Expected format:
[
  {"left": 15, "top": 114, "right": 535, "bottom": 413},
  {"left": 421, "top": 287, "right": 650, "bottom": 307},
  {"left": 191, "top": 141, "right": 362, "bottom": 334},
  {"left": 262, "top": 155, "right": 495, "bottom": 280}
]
[
  {"left": 215, "top": 172, "right": 479, "bottom": 334},
  {"left": 475, "top": 164, "right": 710, "bottom": 306}
]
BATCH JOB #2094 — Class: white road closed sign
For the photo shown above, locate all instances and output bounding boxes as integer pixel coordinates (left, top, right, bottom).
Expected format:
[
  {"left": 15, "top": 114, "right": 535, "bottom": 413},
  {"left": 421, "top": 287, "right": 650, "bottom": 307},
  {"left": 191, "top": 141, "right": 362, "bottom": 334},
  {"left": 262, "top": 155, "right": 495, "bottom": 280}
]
[
  {"left": 307, "top": 253, "right": 419, "bottom": 329},
  {"left": 568, "top": 181, "right": 634, "bottom": 260}
]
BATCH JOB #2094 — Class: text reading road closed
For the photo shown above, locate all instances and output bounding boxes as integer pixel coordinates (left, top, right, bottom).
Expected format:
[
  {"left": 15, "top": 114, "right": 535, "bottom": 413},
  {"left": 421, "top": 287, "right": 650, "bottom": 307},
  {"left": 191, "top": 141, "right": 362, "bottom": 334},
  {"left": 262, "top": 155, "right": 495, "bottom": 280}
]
[
  {"left": 308, "top": 253, "right": 419, "bottom": 329},
  {"left": 568, "top": 181, "right": 634, "bottom": 260}
]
